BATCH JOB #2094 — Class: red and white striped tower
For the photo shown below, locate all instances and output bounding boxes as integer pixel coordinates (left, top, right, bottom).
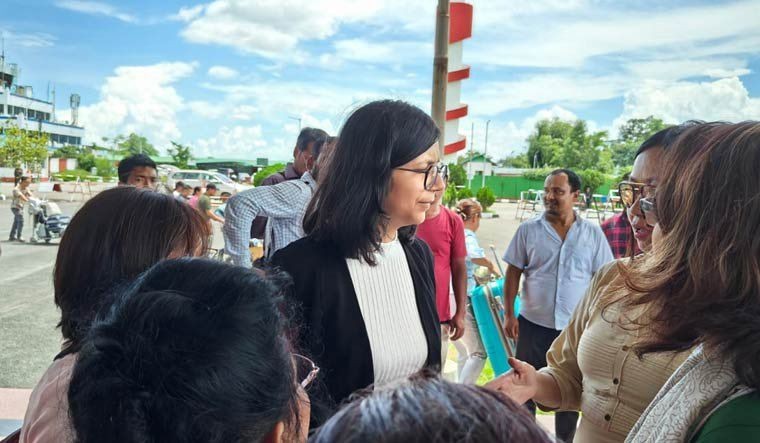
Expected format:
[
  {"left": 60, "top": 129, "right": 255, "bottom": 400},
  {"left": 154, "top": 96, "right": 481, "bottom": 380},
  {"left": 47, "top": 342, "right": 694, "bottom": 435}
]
[{"left": 443, "top": 1, "right": 473, "bottom": 161}]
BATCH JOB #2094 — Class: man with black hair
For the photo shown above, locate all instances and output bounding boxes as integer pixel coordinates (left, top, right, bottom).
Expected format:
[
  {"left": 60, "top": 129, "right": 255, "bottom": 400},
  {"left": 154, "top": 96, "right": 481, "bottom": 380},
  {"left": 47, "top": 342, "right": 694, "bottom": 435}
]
[
  {"left": 198, "top": 183, "right": 224, "bottom": 226},
  {"left": 500, "top": 168, "right": 613, "bottom": 442},
  {"left": 117, "top": 154, "right": 158, "bottom": 190},
  {"left": 250, "top": 127, "right": 329, "bottom": 240}
]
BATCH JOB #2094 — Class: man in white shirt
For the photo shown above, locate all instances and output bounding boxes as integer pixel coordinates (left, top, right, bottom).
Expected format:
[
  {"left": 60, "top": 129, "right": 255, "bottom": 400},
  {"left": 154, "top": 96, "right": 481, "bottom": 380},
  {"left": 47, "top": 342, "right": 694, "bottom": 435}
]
[
  {"left": 223, "top": 136, "right": 334, "bottom": 267},
  {"left": 502, "top": 169, "right": 614, "bottom": 442}
]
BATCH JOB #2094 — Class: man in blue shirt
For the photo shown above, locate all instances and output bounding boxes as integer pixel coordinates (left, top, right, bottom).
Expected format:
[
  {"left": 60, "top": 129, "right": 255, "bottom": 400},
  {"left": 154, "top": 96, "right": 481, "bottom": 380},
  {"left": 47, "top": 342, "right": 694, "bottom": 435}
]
[{"left": 502, "top": 169, "right": 614, "bottom": 442}]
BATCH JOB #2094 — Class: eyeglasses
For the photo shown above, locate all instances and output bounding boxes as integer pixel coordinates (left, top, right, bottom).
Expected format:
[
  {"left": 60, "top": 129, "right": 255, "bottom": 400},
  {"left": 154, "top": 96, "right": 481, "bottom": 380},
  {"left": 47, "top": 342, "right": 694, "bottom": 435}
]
[
  {"left": 639, "top": 197, "right": 659, "bottom": 226},
  {"left": 293, "top": 353, "right": 320, "bottom": 389},
  {"left": 618, "top": 181, "right": 656, "bottom": 208},
  {"left": 397, "top": 163, "right": 448, "bottom": 190}
]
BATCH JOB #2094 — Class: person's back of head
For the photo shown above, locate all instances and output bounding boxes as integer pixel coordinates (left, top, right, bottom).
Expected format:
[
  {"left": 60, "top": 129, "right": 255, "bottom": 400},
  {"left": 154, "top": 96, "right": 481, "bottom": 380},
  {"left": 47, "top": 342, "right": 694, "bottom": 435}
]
[
  {"left": 310, "top": 373, "right": 552, "bottom": 443},
  {"left": 54, "top": 186, "right": 209, "bottom": 346},
  {"left": 68, "top": 258, "right": 304, "bottom": 443}
]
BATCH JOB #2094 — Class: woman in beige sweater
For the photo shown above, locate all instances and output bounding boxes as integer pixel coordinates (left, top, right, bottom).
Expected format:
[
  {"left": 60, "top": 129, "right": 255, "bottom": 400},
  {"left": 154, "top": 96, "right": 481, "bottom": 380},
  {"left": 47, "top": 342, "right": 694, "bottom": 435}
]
[{"left": 487, "top": 123, "right": 698, "bottom": 443}]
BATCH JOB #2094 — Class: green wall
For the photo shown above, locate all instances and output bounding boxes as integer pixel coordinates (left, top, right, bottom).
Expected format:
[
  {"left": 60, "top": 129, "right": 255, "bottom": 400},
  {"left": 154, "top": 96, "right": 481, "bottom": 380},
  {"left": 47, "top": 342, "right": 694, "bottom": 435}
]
[{"left": 466, "top": 174, "right": 615, "bottom": 199}]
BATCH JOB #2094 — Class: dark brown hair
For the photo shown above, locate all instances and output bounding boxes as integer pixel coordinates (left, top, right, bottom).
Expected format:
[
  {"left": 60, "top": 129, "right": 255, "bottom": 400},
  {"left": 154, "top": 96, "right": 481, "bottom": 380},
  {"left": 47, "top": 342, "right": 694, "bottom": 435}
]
[
  {"left": 620, "top": 122, "right": 760, "bottom": 389},
  {"left": 454, "top": 198, "right": 482, "bottom": 222},
  {"left": 302, "top": 100, "right": 439, "bottom": 265},
  {"left": 310, "top": 371, "right": 551, "bottom": 443},
  {"left": 54, "top": 186, "right": 209, "bottom": 346}
]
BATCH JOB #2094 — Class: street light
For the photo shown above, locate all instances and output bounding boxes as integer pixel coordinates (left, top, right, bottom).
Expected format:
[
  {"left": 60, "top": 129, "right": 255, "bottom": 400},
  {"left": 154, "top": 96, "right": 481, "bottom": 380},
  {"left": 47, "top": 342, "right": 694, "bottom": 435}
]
[
  {"left": 482, "top": 120, "right": 490, "bottom": 188},
  {"left": 288, "top": 116, "right": 302, "bottom": 131}
]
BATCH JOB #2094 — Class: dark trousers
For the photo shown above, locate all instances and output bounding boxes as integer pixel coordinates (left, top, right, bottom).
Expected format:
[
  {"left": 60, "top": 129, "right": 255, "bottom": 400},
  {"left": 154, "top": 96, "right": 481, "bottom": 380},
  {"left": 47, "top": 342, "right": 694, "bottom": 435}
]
[
  {"left": 516, "top": 315, "right": 579, "bottom": 443},
  {"left": 9, "top": 208, "right": 23, "bottom": 239}
]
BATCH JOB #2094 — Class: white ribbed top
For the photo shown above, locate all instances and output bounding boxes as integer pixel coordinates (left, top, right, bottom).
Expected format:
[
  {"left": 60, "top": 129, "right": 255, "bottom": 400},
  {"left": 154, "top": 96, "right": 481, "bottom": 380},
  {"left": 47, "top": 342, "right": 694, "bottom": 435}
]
[{"left": 346, "top": 238, "right": 428, "bottom": 387}]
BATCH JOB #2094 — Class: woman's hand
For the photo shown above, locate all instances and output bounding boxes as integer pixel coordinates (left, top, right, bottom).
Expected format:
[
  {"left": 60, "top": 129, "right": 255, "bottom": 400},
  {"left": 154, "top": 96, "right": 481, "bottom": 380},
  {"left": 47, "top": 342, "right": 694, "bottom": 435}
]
[{"left": 484, "top": 357, "right": 538, "bottom": 404}]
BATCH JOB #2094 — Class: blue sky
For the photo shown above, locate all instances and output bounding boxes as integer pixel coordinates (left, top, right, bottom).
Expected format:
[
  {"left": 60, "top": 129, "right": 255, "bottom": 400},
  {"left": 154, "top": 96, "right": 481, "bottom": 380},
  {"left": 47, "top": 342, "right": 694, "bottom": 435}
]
[{"left": 3, "top": 0, "right": 760, "bottom": 161}]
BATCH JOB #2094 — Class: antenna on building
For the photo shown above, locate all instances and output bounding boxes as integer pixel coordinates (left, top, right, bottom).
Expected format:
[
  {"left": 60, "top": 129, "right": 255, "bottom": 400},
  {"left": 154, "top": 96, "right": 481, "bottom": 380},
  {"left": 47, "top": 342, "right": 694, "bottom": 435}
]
[
  {"left": 1, "top": 31, "right": 5, "bottom": 88},
  {"left": 70, "top": 93, "right": 80, "bottom": 126},
  {"left": 51, "top": 84, "right": 56, "bottom": 122}
]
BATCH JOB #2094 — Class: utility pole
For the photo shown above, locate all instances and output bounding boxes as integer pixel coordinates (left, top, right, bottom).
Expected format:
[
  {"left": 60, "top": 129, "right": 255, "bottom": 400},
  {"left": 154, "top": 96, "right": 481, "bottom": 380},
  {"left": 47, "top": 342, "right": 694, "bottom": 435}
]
[
  {"left": 482, "top": 120, "right": 490, "bottom": 188},
  {"left": 431, "top": 0, "right": 450, "bottom": 157},
  {"left": 468, "top": 121, "right": 474, "bottom": 189}
]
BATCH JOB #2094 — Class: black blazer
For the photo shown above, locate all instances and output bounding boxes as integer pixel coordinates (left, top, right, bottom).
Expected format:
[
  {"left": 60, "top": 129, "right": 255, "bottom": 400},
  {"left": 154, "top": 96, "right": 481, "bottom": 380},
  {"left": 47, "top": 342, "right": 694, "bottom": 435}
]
[{"left": 270, "top": 235, "right": 441, "bottom": 424}]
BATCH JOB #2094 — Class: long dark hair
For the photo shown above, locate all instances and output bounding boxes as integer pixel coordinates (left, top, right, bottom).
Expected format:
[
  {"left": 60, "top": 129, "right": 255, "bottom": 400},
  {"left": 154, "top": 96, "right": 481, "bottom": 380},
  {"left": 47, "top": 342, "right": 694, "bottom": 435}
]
[
  {"left": 302, "top": 100, "right": 439, "bottom": 265},
  {"left": 68, "top": 258, "right": 301, "bottom": 442},
  {"left": 54, "top": 187, "right": 208, "bottom": 346},
  {"left": 310, "top": 372, "right": 551, "bottom": 443},
  {"left": 621, "top": 122, "right": 760, "bottom": 389}
]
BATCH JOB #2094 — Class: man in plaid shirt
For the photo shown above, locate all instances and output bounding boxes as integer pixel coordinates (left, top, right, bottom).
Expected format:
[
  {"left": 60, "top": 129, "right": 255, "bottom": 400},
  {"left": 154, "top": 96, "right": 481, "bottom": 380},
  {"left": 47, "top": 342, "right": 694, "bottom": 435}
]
[
  {"left": 600, "top": 211, "right": 640, "bottom": 258},
  {"left": 223, "top": 136, "right": 332, "bottom": 267}
]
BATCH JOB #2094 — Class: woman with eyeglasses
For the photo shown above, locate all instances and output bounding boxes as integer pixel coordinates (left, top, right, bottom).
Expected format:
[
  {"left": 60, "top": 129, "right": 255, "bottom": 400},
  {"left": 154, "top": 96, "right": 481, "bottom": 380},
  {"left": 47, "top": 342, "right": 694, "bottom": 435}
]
[
  {"left": 624, "top": 122, "right": 760, "bottom": 442},
  {"left": 67, "top": 258, "right": 313, "bottom": 443},
  {"left": 486, "top": 124, "right": 699, "bottom": 443},
  {"left": 271, "top": 100, "right": 443, "bottom": 426}
]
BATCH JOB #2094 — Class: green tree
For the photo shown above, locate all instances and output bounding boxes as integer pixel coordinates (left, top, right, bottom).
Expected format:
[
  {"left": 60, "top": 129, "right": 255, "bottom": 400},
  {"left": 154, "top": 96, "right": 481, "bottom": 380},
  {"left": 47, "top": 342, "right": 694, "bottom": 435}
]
[
  {"left": 94, "top": 158, "right": 116, "bottom": 177},
  {"left": 578, "top": 169, "right": 606, "bottom": 193},
  {"left": 499, "top": 154, "right": 530, "bottom": 168},
  {"left": 476, "top": 186, "right": 496, "bottom": 211},
  {"left": 54, "top": 145, "right": 85, "bottom": 158},
  {"left": 114, "top": 133, "right": 158, "bottom": 157},
  {"left": 447, "top": 163, "right": 467, "bottom": 187},
  {"left": 443, "top": 184, "right": 458, "bottom": 208},
  {"left": 458, "top": 187, "right": 473, "bottom": 200},
  {"left": 559, "top": 121, "right": 612, "bottom": 172},
  {"left": 610, "top": 116, "right": 668, "bottom": 167},
  {"left": 253, "top": 163, "right": 287, "bottom": 186},
  {"left": 168, "top": 141, "right": 193, "bottom": 169},
  {"left": 0, "top": 124, "right": 49, "bottom": 171},
  {"left": 526, "top": 118, "right": 574, "bottom": 168},
  {"left": 77, "top": 153, "right": 96, "bottom": 172}
]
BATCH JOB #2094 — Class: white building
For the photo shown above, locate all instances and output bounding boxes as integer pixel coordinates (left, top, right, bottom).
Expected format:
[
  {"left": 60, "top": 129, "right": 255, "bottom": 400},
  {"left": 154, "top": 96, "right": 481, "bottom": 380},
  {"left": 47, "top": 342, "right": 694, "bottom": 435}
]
[{"left": 0, "top": 61, "right": 85, "bottom": 148}]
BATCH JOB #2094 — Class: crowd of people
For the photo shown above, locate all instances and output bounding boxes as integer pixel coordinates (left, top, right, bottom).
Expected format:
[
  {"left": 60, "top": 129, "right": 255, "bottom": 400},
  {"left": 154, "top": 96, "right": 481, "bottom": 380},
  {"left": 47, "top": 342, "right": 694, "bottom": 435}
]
[{"left": 6, "top": 100, "right": 760, "bottom": 443}]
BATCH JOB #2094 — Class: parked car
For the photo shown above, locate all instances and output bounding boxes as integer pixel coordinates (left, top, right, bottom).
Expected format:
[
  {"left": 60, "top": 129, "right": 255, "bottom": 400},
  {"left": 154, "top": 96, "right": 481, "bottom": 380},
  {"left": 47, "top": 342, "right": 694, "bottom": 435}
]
[{"left": 166, "top": 170, "right": 252, "bottom": 195}]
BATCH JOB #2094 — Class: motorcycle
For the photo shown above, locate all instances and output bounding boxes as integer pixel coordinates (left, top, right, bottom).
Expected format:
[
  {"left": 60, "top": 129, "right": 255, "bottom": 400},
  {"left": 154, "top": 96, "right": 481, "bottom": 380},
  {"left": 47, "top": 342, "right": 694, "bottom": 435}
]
[{"left": 27, "top": 198, "right": 71, "bottom": 243}]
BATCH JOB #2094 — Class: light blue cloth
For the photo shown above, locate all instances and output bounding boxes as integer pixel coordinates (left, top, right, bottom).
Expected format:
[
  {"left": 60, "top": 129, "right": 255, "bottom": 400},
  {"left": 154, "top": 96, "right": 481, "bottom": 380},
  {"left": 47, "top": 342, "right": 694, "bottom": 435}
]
[
  {"left": 223, "top": 171, "right": 316, "bottom": 267},
  {"left": 464, "top": 228, "right": 485, "bottom": 294},
  {"left": 503, "top": 212, "right": 613, "bottom": 330}
]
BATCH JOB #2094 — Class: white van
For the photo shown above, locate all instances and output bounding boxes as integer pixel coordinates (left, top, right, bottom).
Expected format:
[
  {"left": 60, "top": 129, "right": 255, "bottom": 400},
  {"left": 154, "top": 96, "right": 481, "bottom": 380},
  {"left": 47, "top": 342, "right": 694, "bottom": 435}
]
[{"left": 167, "top": 170, "right": 252, "bottom": 195}]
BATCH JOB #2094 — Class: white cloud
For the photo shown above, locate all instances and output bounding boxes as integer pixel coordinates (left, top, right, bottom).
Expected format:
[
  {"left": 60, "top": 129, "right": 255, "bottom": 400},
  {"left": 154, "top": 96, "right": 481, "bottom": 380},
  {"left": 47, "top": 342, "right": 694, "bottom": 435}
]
[
  {"left": 54, "top": 0, "right": 137, "bottom": 23},
  {"left": 469, "top": 0, "right": 760, "bottom": 68},
  {"left": 171, "top": 4, "right": 205, "bottom": 22},
  {"left": 469, "top": 73, "right": 629, "bottom": 116},
  {"left": 613, "top": 77, "right": 760, "bottom": 131},
  {"left": 207, "top": 65, "right": 239, "bottom": 79},
  {"left": 325, "top": 39, "right": 432, "bottom": 66},
  {"left": 186, "top": 100, "right": 226, "bottom": 120},
  {"left": 177, "top": 0, "right": 379, "bottom": 58},
  {"left": 624, "top": 58, "right": 751, "bottom": 82},
  {"left": 1, "top": 29, "right": 56, "bottom": 48},
  {"left": 195, "top": 125, "right": 266, "bottom": 158},
  {"left": 78, "top": 62, "right": 197, "bottom": 149}
]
